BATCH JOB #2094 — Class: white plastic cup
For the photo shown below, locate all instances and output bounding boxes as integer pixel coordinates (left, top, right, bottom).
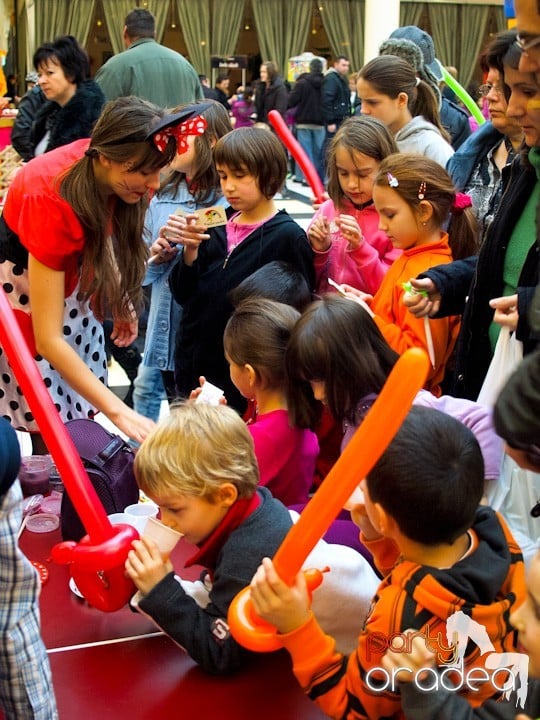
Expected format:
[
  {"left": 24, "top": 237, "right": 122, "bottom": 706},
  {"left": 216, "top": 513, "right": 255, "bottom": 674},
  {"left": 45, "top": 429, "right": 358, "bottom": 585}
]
[
  {"left": 143, "top": 516, "right": 182, "bottom": 557},
  {"left": 108, "top": 512, "right": 132, "bottom": 526},
  {"left": 124, "top": 503, "right": 159, "bottom": 534}
]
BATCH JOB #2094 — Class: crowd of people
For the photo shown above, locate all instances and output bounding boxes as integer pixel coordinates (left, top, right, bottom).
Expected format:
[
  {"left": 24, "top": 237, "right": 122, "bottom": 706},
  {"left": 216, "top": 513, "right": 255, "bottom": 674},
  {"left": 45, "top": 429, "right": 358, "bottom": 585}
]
[{"left": 2, "top": 2, "right": 540, "bottom": 719}]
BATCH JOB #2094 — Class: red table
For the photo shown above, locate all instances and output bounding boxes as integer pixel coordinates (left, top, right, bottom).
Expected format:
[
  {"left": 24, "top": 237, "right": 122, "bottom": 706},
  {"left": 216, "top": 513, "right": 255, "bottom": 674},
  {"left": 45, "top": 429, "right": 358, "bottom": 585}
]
[{"left": 18, "top": 526, "right": 327, "bottom": 720}]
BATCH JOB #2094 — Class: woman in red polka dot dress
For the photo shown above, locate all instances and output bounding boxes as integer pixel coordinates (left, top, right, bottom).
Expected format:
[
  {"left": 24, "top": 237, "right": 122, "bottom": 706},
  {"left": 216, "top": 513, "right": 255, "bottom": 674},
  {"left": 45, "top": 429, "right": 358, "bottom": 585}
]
[{"left": 0, "top": 97, "right": 199, "bottom": 451}]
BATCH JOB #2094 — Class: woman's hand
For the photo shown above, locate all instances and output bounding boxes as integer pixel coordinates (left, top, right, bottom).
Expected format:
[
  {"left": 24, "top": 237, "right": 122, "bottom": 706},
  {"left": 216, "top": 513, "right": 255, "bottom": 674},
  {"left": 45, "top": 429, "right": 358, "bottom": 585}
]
[
  {"left": 490, "top": 294, "right": 518, "bottom": 331},
  {"left": 125, "top": 536, "right": 173, "bottom": 596},
  {"left": 110, "top": 318, "right": 138, "bottom": 347},
  {"left": 107, "top": 405, "right": 156, "bottom": 445},
  {"left": 402, "top": 278, "right": 441, "bottom": 317},
  {"left": 308, "top": 217, "right": 331, "bottom": 252},
  {"left": 250, "top": 557, "right": 311, "bottom": 634},
  {"left": 336, "top": 214, "right": 363, "bottom": 250}
]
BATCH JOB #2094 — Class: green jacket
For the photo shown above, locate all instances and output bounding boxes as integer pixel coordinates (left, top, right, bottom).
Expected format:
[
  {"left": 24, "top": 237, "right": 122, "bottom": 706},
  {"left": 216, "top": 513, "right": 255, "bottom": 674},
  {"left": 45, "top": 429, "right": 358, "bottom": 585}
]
[{"left": 95, "top": 38, "right": 203, "bottom": 108}]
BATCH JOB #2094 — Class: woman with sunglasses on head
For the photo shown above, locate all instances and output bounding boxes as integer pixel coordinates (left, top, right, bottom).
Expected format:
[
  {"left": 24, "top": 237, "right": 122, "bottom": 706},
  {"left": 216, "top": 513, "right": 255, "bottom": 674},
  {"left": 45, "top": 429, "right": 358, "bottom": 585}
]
[
  {"left": 0, "top": 97, "right": 201, "bottom": 450},
  {"left": 447, "top": 31, "right": 524, "bottom": 240}
]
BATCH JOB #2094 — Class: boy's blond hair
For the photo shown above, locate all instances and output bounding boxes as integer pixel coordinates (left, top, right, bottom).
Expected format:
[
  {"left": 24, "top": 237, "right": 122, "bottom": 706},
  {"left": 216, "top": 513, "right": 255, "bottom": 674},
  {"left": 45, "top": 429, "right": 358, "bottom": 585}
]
[{"left": 134, "top": 402, "right": 259, "bottom": 500}]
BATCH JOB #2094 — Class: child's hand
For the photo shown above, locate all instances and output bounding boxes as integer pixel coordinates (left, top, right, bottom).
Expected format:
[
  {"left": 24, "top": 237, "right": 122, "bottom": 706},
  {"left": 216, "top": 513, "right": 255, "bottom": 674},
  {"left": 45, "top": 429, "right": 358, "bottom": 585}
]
[
  {"left": 164, "top": 213, "right": 210, "bottom": 266},
  {"left": 350, "top": 501, "right": 382, "bottom": 541},
  {"left": 339, "top": 284, "right": 375, "bottom": 317},
  {"left": 149, "top": 235, "right": 179, "bottom": 265},
  {"left": 335, "top": 214, "right": 363, "bottom": 249},
  {"left": 189, "top": 375, "right": 205, "bottom": 402},
  {"left": 308, "top": 217, "right": 331, "bottom": 252},
  {"left": 125, "top": 536, "right": 173, "bottom": 596},
  {"left": 402, "top": 278, "right": 441, "bottom": 317},
  {"left": 381, "top": 631, "right": 436, "bottom": 682},
  {"left": 188, "top": 376, "right": 227, "bottom": 405},
  {"left": 250, "top": 557, "right": 311, "bottom": 634}
]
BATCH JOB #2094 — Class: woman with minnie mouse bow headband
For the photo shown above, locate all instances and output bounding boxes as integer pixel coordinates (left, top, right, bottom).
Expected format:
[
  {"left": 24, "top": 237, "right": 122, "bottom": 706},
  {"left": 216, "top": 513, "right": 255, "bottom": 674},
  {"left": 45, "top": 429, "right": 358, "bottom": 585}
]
[{"left": 0, "top": 96, "right": 206, "bottom": 450}]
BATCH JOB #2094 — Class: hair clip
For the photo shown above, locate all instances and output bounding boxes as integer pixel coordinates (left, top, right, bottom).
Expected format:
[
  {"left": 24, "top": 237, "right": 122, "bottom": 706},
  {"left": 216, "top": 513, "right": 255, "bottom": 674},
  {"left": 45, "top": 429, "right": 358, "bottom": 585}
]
[
  {"left": 418, "top": 182, "right": 426, "bottom": 200},
  {"left": 387, "top": 172, "right": 399, "bottom": 188}
]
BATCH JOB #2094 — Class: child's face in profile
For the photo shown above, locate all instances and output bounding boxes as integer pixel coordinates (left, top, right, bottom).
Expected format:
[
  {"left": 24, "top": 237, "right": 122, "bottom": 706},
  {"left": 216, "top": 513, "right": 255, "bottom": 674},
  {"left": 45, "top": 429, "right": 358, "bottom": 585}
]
[
  {"left": 372, "top": 185, "right": 422, "bottom": 250},
  {"left": 148, "top": 489, "right": 232, "bottom": 546},
  {"left": 510, "top": 551, "right": 540, "bottom": 676},
  {"left": 356, "top": 77, "right": 405, "bottom": 134},
  {"left": 335, "top": 146, "right": 379, "bottom": 207},
  {"left": 216, "top": 163, "right": 264, "bottom": 213},
  {"left": 169, "top": 134, "right": 198, "bottom": 176}
]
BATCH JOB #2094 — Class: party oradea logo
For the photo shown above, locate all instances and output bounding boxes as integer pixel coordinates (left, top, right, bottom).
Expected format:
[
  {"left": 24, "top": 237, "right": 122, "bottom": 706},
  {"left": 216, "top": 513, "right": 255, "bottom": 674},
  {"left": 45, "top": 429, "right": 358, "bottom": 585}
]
[{"left": 365, "top": 610, "right": 528, "bottom": 708}]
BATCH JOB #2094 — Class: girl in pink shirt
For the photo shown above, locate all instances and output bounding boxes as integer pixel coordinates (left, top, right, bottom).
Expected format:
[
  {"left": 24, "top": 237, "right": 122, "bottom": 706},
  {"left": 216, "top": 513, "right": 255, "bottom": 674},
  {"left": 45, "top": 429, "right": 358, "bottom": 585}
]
[
  {"left": 223, "top": 297, "right": 318, "bottom": 506},
  {"left": 308, "top": 116, "right": 401, "bottom": 296}
]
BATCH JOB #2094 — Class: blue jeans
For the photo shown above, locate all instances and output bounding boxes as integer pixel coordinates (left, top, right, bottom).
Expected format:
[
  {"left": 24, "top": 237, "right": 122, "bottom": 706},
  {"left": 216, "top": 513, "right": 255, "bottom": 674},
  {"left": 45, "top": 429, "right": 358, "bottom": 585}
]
[
  {"left": 295, "top": 126, "right": 325, "bottom": 184},
  {"left": 133, "top": 364, "right": 166, "bottom": 423}
]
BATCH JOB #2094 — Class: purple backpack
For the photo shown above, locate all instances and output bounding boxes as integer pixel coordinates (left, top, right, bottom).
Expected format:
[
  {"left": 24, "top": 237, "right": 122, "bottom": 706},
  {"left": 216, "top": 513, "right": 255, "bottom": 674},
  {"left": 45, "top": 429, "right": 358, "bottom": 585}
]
[{"left": 60, "top": 419, "right": 139, "bottom": 541}]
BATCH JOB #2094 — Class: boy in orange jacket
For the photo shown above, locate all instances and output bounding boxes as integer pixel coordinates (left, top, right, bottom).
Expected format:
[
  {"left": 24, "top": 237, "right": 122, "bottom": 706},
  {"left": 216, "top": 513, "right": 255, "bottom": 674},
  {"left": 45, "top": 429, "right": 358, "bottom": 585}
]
[{"left": 251, "top": 406, "right": 526, "bottom": 720}]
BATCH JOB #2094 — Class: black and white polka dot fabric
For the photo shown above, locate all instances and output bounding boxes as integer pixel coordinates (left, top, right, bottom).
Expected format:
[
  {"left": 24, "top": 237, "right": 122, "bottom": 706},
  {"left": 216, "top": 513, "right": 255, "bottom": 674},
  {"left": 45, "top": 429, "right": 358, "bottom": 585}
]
[{"left": 0, "top": 259, "right": 107, "bottom": 432}]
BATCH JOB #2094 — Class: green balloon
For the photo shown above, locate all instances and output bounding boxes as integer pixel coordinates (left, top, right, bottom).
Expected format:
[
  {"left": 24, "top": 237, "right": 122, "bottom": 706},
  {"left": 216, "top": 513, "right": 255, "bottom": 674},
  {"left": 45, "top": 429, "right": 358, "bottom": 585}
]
[{"left": 438, "top": 61, "right": 486, "bottom": 126}]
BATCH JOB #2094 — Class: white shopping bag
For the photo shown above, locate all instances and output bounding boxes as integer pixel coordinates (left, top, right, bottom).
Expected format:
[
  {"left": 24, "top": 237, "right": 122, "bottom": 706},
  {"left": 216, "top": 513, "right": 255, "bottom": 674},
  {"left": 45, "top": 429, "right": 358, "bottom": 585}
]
[{"left": 477, "top": 326, "right": 523, "bottom": 407}]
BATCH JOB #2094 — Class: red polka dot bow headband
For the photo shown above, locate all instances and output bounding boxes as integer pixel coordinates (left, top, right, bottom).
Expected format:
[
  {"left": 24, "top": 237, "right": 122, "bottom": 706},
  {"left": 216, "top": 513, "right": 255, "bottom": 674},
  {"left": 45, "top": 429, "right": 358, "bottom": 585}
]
[
  {"left": 146, "top": 101, "right": 213, "bottom": 154},
  {"left": 152, "top": 115, "right": 208, "bottom": 154}
]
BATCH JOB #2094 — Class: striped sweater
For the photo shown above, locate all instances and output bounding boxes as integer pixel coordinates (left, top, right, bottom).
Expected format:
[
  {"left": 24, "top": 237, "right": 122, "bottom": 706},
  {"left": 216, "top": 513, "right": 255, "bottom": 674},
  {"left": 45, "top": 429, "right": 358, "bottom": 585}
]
[{"left": 279, "top": 506, "right": 526, "bottom": 720}]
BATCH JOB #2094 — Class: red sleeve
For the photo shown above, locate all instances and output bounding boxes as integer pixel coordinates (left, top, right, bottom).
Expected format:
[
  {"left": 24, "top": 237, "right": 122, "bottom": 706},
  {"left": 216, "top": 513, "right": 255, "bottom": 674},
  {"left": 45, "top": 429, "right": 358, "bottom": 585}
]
[{"left": 18, "top": 193, "right": 85, "bottom": 271}]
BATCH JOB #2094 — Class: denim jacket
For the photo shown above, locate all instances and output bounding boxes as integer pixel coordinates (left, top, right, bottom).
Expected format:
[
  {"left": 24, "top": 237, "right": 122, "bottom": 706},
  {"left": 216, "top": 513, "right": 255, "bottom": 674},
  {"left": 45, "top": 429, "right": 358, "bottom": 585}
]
[{"left": 142, "top": 181, "right": 226, "bottom": 371}]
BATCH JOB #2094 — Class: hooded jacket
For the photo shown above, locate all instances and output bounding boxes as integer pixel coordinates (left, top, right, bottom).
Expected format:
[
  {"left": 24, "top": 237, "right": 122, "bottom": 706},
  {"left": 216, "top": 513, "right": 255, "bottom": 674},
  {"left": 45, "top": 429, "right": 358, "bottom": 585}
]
[
  {"left": 288, "top": 71, "right": 324, "bottom": 125},
  {"left": 169, "top": 209, "right": 314, "bottom": 409},
  {"left": 309, "top": 198, "right": 399, "bottom": 295},
  {"left": 278, "top": 506, "right": 525, "bottom": 720},
  {"left": 371, "top": 234, "right": 460, "bottom": 396},
  {"left": 29, "top": 79, "right": 105, "bottom": 158},
  {"left": 395, "top": 115, "right": 454, "bottom": 167}
]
